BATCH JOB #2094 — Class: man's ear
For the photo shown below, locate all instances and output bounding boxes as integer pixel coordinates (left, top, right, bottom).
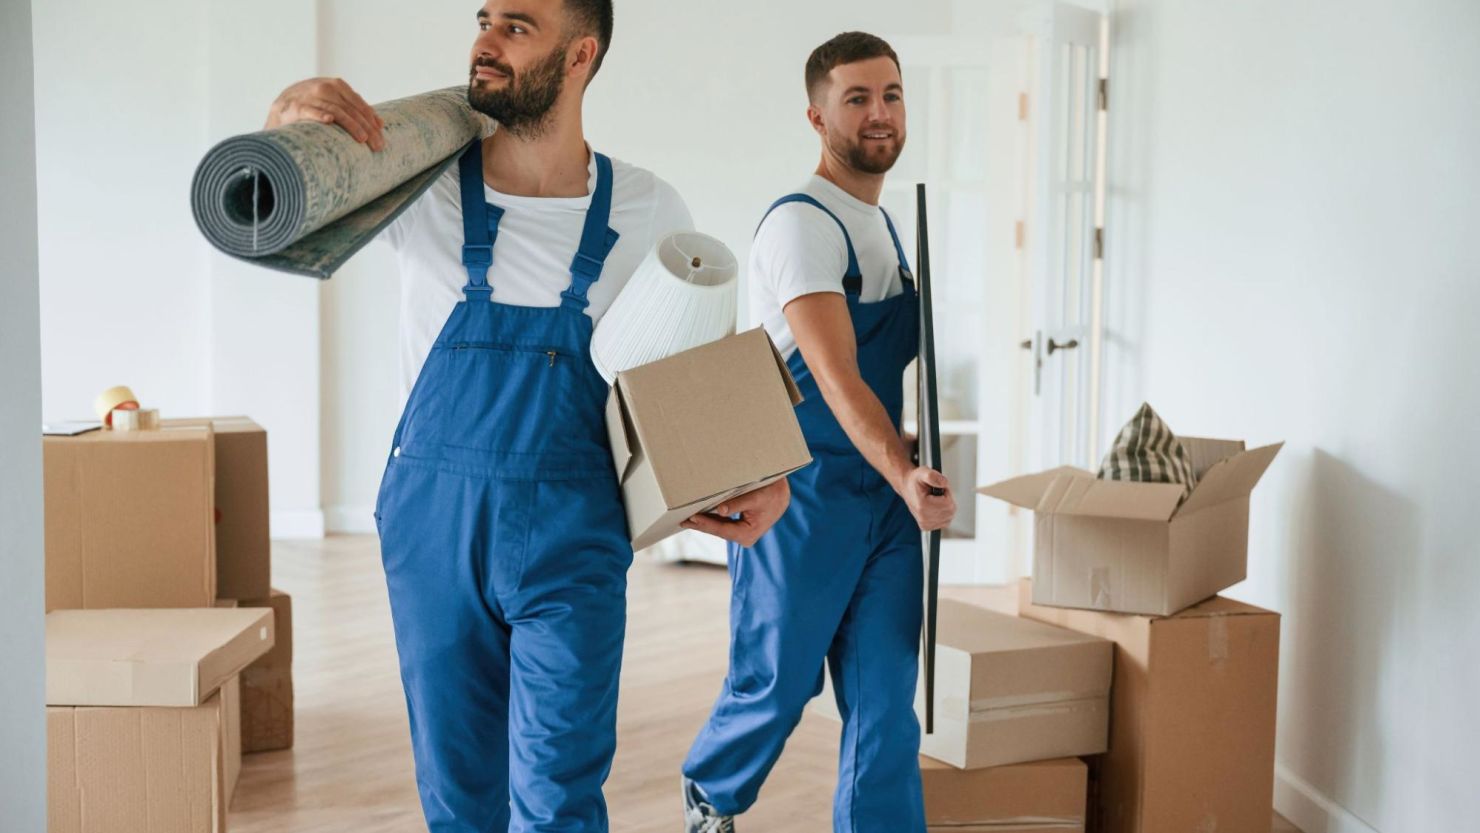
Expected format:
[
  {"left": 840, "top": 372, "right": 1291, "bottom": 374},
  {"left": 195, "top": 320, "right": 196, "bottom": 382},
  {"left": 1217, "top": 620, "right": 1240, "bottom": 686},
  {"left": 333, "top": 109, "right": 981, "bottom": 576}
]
[
  {"left": 569, "top": 35, "right": 599, "bottom": 81},
  {"left": 806, "top": 104, "right": 826, "bottom": 137}
]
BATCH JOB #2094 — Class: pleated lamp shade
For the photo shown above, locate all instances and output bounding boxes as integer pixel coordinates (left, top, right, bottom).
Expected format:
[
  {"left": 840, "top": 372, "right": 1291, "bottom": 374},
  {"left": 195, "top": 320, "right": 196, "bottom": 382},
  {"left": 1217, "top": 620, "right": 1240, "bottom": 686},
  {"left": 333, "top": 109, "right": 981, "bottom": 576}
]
[{"left": 590, "top": 231, "right": 739, "bottom": 384}]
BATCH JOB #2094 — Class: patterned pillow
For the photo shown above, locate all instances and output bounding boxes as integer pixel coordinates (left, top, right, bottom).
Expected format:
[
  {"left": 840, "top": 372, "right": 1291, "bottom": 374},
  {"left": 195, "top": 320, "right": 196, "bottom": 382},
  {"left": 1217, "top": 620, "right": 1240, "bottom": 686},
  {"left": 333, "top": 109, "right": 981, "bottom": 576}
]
[{"left": 1097, "top": 403, "right": 1198, "bottom": 498}]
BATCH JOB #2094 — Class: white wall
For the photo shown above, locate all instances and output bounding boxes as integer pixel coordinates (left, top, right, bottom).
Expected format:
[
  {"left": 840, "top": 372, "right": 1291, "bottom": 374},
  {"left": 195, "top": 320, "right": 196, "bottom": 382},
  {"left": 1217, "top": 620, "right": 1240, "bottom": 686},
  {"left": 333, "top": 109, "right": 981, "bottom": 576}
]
[
  {"left": 31, "top": 0, "right": 324, "bottom": 537},
  {"left": 318, "top": 0, "right": 957, "bottom": 528},
  {"left": 0, "top": 0, "right": 46, "bottom": 827},
  {"left": 1103, "top": 1, "right": 1480, "bottom": 830}
]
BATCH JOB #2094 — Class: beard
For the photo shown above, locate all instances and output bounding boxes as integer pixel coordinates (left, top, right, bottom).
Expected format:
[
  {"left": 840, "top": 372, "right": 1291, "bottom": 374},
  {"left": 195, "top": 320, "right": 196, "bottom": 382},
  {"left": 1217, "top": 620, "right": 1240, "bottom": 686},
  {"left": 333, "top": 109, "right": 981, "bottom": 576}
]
[
  {"left": 831, "top": 127, "right": 905, "bottom": 175},
  {"left": 467, "top": 44, "right": 568, "bottom": 138}
]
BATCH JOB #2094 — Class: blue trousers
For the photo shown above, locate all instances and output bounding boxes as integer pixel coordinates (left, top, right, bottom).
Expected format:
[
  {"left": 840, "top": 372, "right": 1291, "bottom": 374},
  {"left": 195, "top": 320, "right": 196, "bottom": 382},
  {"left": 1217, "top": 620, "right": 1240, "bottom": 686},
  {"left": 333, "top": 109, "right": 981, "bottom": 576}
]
[
  {"left": 684, "top": 452, "right": 927, "bottom": 832},
  {"left": 377, "top": 459, "right": 632, "bottom": 832}
]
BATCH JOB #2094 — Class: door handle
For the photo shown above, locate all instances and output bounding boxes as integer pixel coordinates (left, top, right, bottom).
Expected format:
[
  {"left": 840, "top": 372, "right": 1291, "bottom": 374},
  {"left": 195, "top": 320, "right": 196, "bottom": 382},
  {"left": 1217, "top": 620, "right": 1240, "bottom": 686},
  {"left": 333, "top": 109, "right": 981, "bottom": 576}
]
[{"left": 1048, "top": 338, "right": 1079, "bottom": 355}]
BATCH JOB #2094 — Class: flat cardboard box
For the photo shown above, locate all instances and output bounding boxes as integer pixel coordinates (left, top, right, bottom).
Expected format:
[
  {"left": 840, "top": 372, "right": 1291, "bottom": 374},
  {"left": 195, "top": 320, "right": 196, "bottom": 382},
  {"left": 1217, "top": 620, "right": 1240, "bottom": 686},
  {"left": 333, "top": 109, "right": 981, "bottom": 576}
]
[
  {"left": 166, "top": 417, "right": 271, "bottom": 600},
  {"left": 606, "top": 327, "right": 812, "bottom": 550},
  {"left": 46, "top": 607, "right": 275, "bottom": 707},
  {"left": 920, "top": 599, "right": 1112, "bottom": 769},
  {"left": 241, "top": 588, "right": 294, "bottom": 752},
  {"left": 1018, "top": 580, "right": 1280, "bottom": 833},
  {"left": 44, "top": 424, "right": 217, "bottom": 611},
  {"left": 48, "top": 693, "right": 227, "bottom": 833},
  {"left": 922, "top": 755, "right": 1087, "bottom": 832},
  {"left": 979, "top": 437, "right": 1283, "bottom": 615}
]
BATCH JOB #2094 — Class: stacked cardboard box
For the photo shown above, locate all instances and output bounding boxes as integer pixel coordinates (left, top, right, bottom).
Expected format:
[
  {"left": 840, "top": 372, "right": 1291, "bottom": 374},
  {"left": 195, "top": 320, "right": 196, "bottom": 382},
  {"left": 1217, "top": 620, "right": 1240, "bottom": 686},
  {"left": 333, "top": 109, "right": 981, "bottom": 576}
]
[
  {"left": 42, "top": 416, "right": 284, "bottom": 825},
  {"left": 811, "top": 593, "right": 1106, "bottom": 828},
  {"left": 972, "top": 432, "right": 1284, "bottom": 833},
  {"left": 45, "top": 608, "right": 275, "bottom": 831},
  {"left": 1019, "top": 582, "right": 1279, "bottom": 833},
  {"left": 238, "top": 588, "right": 295, "bottom": 752},
  {"left": 921, "top": 755, "right": 1088, "bottom": 832}
]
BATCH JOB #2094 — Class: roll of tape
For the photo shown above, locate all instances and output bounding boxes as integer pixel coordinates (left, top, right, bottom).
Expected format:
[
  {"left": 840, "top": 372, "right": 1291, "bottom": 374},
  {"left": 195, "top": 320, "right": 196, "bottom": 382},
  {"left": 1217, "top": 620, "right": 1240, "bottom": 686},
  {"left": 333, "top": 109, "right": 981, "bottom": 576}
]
[
  {"left": 113, "top": 408, "right": 160, "bottom": 432},
  {"left": 93, "top": 385, "right": 139, "bottom": 425}
]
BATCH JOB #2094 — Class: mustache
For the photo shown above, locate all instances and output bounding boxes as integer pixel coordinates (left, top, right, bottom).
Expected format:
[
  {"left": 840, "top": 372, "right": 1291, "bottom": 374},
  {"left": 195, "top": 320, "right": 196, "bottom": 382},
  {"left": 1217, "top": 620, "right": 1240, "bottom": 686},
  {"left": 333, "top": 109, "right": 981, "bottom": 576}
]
[{"left": 470, "top": 56, "right": 514, "bottom": 79}]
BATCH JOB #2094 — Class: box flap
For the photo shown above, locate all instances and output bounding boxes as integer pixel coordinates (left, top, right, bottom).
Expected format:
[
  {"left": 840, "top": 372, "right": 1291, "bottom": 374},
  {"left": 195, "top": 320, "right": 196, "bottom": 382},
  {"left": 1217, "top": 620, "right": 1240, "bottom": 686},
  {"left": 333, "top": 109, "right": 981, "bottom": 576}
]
[
  {"left": 616, "top": 327, "right": 810, "bottom": 508},
  {"left": 46, "top": 608, "right": 274, "bottom": 707},
  {"left": 1041, "top": 474, "right": 1186, "bottom": 522},
  {"left": 766, "top": 332, "right": 805, "bottom": 406},
  {"left": 1179, "top": 436, "right": 1246, "bottom": 478},
  {"left": 603, "top": 384, "right": 637, "bottom": 484},
  {"left": 976, "top": 466, "right": 1091, "bottom": 510},
  {"left": 1174, "top": 441, "right": 1284, "bottom": 518},
  {"left": 1157, "top": 593, "right": 1279, "bottom": 621},
  {"left": 162, "top": 416, "right": 264, "bottom": 435}
]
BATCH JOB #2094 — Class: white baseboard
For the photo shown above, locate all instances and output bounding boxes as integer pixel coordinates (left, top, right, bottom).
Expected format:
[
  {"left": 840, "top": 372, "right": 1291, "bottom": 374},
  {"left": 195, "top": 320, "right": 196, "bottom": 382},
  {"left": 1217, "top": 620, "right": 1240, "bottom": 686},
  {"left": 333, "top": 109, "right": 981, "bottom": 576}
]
[
  {"left": 1275, "top": 763, "right": 1381, "bottom": 833},
  {"left": 324, "top": 505, "right": 377, "bottom": 535},
  {"left": 270, "top": 509, "right": 326, "bottom": 539}
]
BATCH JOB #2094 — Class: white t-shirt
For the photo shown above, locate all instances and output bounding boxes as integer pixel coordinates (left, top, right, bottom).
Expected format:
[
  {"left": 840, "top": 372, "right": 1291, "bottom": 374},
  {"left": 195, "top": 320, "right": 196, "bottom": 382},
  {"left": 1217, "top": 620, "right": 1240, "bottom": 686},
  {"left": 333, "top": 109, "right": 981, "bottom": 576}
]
[
  {"left": 748, "top": 175, "right": 907, "bottom": 360},
  {"left": 381, "top": 151, "right": 694, "bottom": 402}
]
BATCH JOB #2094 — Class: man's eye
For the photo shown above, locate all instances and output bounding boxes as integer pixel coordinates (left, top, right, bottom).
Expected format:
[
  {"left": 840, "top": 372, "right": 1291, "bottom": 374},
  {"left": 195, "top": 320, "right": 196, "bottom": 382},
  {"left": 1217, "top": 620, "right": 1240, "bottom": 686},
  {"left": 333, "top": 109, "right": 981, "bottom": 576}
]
[
  {"left": 848, "top": 97, "right": 865, "bottom": 105},
  {"left": 478, "top": 22, "right": 490, "bottom": 31},
  {"left": 510, "top": 24, "right": 527, "bottom": 35},
  {"left": 886, "top": 94, "right": 902, "bottom": 102}
]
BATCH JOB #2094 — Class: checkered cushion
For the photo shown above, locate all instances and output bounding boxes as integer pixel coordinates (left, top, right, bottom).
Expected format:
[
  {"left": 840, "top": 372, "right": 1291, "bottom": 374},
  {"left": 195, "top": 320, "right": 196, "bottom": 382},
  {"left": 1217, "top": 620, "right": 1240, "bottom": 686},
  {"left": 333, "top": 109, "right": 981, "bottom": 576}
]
[{"left": 1097, "top": 403, "right": 1198, "bottom": 498}]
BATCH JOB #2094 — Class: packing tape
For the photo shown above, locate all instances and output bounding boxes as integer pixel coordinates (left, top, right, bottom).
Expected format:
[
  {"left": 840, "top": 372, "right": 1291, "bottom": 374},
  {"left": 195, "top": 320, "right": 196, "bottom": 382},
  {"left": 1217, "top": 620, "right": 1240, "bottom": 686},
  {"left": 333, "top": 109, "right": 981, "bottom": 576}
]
[
  {"left": 1207, "top": 613, "right": 1230, "bottom": 663},
  {"left": 112, "top": 408, "right": 160, "bottom": 432},
  {"left": 93, "top": 385, "right": 139, "bottom": 424}
]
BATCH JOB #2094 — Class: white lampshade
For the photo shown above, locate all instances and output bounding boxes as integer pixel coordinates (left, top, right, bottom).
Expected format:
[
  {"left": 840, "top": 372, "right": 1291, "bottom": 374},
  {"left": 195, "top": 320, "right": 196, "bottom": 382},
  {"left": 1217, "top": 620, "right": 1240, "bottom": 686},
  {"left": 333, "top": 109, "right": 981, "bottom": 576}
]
[{"left": 591, "top": 231, "right": 739, "bottom": 384}]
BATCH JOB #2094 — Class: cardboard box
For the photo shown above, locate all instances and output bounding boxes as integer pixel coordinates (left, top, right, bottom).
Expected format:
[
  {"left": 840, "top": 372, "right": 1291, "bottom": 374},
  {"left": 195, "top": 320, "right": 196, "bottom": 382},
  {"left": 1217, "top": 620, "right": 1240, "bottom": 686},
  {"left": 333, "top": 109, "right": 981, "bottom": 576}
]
[
  {"left": 215, "top": 599, "right": 243, "bottom": 806},
  {"left": 241, "top": 588, "right": 294, "bottom": 752},
  {"left": 922, "top": 755, "right": 1087, "bottom": 832},
  {"left": 223, "top": 674, "right": 242, "bottom": 807},
  {"left": 46, "top": 607, "right": 274, "bottom": 707},
  {"left": 44, "top": 424, "right": 217, "bottom": 611},
  {"left": 979, "top": 438, "right": 1283, "bottom": 615},
  {"left": 166, "top": 417, "right": 271, "bottom": 600},
  {"left": 1018, "top": 580, "right": 1280, "bottom": 833},
  {"left": 920, "top": 599, "right": 1112, "bottom": 769},
  {"left": 48, "top": 693, "right": 228, "bottom": 833},
  {"left": 605, "top": 327, "right": 812, "bottom": 550}
]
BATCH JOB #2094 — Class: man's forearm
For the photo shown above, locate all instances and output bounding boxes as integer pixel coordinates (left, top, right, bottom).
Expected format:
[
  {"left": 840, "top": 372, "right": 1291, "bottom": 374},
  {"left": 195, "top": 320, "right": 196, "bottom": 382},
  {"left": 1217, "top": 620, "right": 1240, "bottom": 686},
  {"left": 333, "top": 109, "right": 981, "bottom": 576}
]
[{"left": 813, "top": 371, "right": 914, "bottom": 493}]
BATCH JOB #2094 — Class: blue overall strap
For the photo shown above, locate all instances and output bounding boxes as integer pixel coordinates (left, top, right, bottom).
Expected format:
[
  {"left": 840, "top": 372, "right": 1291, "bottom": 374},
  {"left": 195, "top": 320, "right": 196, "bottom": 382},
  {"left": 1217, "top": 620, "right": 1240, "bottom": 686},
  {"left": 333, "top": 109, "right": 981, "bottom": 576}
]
[
  {"left": 879, "top": 207, "right": 914, "bottom": 284},
  {"left": 560, "top": 152, "right": 621, "bottom": 312},
  {"left": 458, "top": 140, "right": 507, "bottom": 300},
  {"left": 757, "top": 194, "right": 863, "bottom": 296}
]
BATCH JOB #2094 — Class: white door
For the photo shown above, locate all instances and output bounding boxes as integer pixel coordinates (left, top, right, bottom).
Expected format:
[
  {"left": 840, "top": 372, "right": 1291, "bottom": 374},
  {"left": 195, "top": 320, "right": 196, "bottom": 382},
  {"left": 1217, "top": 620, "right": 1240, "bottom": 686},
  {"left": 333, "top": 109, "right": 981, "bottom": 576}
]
[{"left": 1018, "top": 2, "right": 1110, "bottom": 478}]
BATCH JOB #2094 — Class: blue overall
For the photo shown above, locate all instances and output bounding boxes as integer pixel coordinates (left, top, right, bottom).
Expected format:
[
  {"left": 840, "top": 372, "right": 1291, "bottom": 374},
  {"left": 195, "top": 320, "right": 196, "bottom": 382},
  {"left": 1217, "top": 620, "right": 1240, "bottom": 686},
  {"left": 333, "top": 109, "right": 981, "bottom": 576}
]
[
  {"left": 683, "top": 194, "right": 927, "bottom": 832},
  {"left": 374, "top": 139, "right": 632, "bottom": 832}
]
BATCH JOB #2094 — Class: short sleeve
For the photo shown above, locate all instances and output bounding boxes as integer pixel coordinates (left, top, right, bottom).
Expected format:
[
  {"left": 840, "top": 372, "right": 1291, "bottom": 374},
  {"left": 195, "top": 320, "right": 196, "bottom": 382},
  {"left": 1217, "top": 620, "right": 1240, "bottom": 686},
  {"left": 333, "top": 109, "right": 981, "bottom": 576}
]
[
  {"left": 750, "top": 203, "right": 851, "bottom": 310},
  {"left": 650, "top": 178, "right": 696, "bottom": 237}
]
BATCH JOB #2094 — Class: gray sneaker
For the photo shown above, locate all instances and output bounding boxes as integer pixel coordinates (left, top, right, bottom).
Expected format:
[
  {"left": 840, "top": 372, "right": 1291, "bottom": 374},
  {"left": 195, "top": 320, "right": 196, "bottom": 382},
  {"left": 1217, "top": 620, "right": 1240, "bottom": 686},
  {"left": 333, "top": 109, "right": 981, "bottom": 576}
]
[{"left": 682, "top": 776, "right": 736, "bottom": 833}]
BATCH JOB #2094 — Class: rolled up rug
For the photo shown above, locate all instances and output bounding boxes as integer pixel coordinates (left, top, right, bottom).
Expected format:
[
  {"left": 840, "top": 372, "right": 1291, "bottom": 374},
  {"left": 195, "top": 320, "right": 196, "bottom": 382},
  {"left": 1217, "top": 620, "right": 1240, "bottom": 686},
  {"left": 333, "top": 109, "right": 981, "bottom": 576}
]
[
  {"left": 191, "top": 86, "right": 490, "bottom": 278},
  {"left": 590, "top": 231, "right": 739, "bottom": 385}
]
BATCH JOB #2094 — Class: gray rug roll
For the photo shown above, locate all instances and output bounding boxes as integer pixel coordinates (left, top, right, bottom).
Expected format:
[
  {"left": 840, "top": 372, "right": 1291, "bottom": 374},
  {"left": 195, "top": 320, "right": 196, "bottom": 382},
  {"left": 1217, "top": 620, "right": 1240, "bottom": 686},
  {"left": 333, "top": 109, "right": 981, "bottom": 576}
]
[{"left": 191, "top": 86, "right": 490, "bottom": 278}]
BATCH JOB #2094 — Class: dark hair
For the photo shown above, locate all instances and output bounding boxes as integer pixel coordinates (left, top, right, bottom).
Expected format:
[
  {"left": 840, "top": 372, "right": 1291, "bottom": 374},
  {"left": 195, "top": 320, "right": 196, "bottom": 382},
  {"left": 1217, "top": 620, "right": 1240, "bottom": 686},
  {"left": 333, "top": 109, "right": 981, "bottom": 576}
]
[
  {"left": 805, "top": 31, "right": 901, "bottom": 101},
  {"left": 565, "top": 0, "right": 614, "bottom": 79}
]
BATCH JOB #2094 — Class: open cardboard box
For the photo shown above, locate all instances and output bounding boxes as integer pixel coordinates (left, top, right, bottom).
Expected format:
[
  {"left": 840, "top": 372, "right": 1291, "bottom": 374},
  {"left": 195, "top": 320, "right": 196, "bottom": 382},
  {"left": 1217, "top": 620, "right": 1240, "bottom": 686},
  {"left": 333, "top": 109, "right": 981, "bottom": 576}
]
[
  {"left": 979, "top": 437, "right": 1283, "bottom": 616},
  {"left": 605, "top": 327, "right": 812, "bottom": 551}
]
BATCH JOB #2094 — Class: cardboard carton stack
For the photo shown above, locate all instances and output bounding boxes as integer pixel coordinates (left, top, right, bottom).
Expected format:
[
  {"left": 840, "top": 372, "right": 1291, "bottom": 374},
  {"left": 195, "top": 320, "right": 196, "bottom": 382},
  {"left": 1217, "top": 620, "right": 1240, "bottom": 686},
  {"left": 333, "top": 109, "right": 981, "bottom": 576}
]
[
  {"left": 42, "top": 415, "right": 295, "bottom": 828},
  {"left": 973, "top": 433, "right": 1285, "bottom": 833},
  {"left": 811, "top": 589, "right": 1110, "bottom": 831}
]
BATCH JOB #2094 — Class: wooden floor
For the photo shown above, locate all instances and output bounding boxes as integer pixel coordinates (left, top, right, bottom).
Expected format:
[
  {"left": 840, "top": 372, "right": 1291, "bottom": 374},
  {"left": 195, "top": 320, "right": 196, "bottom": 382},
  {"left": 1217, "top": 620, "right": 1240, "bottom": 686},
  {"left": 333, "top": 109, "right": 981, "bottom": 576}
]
[{"left": 230, "top": 535, "right": 1300, "bottom": 833}]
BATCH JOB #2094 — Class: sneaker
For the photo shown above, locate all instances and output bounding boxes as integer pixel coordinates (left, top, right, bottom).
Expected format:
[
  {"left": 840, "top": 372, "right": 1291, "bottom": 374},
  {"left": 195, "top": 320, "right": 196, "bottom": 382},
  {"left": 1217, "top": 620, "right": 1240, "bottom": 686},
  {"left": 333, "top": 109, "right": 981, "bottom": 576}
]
[{"left": 682, "top": 776, "right": 736, "bottom": 833}]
